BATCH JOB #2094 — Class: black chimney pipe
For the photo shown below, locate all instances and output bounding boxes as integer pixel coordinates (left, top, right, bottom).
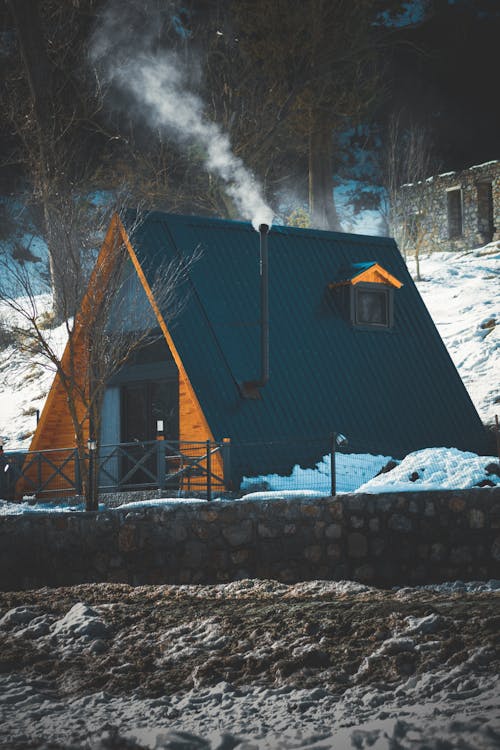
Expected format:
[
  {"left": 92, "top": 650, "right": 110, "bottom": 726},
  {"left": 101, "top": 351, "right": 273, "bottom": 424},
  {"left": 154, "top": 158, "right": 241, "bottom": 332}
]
[
  {"left": 259, "top": 222, "right": 270, "bottom": 387},
  {"left": 241, "top": 223, "right": 270, "bottom": 398}
]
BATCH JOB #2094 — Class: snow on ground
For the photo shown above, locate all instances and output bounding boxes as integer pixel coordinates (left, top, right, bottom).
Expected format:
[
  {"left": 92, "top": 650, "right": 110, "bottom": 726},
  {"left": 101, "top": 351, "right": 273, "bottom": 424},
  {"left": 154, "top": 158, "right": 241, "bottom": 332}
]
[
  {"left": 357, "top": 446, "right": 500, "bottom": 493},
  {"left": 0, "top": 294, "right": 67, "bottom": 449},
  {"left": 407, "top": 243, "right": 500, "bottom": 425},
  {"left": 0, "top": 579, "right": 499, "bottom": 749},
  {"left": 242, "top": 451, "right": 392, "bottom": 495},
  {"left": 1, "top": 664, "right": 498, "bottom": 749},
  {"left": 241, "top": 446, "right": 499, "bottom": 499}
]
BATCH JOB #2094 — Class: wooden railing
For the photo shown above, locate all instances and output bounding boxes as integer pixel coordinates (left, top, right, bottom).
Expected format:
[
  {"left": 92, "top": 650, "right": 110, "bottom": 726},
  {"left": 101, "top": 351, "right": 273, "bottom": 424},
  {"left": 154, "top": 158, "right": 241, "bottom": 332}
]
[{"left": 2, "top": 439, "right": 230, "bottom": 503}]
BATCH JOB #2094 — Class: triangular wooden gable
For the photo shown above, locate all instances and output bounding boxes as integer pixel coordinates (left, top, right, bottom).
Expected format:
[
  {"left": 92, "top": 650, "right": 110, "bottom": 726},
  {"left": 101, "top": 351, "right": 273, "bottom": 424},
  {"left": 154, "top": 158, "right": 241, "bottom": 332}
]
[
  {"left": 329, "top": 262, "right": 403, "bottom": 290},
  {"left": 28, "top": 214, "right": 222, "bottom": 487}
]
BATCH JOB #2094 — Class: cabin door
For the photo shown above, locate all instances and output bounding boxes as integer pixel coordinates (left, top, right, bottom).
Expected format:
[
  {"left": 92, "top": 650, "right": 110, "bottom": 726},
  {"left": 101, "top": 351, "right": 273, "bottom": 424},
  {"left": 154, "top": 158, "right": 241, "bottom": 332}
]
[{"left": 121, "top": 378, "right": 179, "bottom": 486}]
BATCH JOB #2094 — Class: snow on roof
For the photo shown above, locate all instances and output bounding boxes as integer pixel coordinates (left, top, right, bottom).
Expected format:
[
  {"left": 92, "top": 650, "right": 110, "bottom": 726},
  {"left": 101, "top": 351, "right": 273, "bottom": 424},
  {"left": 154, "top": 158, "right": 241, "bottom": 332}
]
[{"left": 401, "top": 159, "right": 499, "bottom": 188}]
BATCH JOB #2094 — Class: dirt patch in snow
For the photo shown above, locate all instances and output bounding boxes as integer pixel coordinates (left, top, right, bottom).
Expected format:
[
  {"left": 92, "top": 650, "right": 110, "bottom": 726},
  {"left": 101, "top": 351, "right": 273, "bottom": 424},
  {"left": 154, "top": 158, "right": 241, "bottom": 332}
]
[{"left": 0, "top": 580, "right": 499, "bottom": 748}]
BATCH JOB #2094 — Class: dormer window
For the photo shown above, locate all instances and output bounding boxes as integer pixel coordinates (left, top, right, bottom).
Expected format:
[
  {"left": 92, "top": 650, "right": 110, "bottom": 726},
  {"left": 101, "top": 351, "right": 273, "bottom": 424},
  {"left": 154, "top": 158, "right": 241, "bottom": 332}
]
[
  {"left": 329, "top": 261, "right": 403, "bottom": 331},
  {"left": 351, "top": 283, "right": 392, "bottom": 328}
]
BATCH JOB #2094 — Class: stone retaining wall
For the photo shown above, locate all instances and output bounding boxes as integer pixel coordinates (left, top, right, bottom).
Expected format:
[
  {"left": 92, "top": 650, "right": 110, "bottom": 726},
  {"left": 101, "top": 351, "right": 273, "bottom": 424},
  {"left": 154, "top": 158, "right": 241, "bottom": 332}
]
[{"left": 1, "top": 488, "right": 500, "bottom": 590}]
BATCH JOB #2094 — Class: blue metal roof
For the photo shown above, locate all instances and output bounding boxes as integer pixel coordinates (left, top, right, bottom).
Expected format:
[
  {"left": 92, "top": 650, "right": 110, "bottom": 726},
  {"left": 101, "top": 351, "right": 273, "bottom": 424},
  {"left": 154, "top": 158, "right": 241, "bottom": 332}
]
[{"left": 123, "top": 211, "right": 487, "bottom": 483}]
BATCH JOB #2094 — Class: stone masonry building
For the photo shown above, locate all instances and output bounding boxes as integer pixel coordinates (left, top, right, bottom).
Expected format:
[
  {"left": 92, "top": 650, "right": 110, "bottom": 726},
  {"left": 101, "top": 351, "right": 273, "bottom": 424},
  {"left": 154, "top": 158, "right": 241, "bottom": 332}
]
[{"left": 393, "top": 160, "right": 500, "bottom": 254}]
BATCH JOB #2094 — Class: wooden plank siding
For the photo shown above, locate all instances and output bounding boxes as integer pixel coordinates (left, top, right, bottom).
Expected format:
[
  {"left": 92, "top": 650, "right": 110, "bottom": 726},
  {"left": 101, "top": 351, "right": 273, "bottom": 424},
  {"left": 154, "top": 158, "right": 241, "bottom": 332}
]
[{"left": 26, "top": 214, "right": 225, "bottom": 496}]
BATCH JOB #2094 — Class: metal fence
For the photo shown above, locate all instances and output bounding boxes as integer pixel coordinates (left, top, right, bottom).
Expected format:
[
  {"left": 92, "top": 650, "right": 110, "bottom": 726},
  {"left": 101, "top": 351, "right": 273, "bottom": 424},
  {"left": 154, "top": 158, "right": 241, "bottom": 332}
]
[
  {"left": 0, "top": 447, "right": 81, "bottom": 502},
  {"left": 1, "top": 440, "right": 227, "bottom": 503},
  {"left": 236, "top": 434, "right": 393, "bottom": 497},
  {"left": 3, "top": 432, "right": 497, "bottom": 505},
  {"left": 97, "top": 439, "right": 227, "bottom": 499}
]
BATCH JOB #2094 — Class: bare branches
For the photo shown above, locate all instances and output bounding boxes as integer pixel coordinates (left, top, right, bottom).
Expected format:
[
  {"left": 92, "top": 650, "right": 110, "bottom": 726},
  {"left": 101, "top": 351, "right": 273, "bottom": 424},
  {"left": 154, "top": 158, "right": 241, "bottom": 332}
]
[{"left": 381, "top": 113, "right": 439, "bottom": 274}]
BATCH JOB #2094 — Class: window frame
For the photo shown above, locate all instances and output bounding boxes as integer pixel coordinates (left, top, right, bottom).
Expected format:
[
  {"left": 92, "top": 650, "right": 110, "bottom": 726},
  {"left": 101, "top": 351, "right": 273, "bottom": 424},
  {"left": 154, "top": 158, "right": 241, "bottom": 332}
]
[{"left": 350, "top": 282, "right": 394, "bottom": 330}]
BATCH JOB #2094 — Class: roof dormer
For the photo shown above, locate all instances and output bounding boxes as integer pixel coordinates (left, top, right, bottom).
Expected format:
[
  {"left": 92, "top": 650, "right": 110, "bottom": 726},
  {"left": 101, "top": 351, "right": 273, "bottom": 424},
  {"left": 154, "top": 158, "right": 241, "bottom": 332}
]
[{"left": 329, "top": 262, "right": 403, "bottom": 330}]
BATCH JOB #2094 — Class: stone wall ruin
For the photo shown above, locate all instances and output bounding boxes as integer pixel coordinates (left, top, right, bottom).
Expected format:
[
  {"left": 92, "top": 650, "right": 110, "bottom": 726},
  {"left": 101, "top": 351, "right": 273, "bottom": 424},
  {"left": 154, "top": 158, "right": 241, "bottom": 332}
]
[{"left": 392, "top": 160, "right": 500, "bottom": 254}]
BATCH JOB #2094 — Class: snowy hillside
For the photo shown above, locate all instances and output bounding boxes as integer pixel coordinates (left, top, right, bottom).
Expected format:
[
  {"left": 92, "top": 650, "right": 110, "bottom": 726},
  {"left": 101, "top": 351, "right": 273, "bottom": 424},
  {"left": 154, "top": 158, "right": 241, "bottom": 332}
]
[
  {"left": 406, "top": 243, "right": 499, "bottom": 426},
  {"left": 0, "top": 243, "right": 498, "bottom": 453}
]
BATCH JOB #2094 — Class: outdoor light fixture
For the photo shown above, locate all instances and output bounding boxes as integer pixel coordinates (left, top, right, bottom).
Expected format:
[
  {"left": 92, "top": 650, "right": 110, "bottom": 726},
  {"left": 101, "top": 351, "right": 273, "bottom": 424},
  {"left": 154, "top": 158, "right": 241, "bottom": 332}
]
[
  {"left": 87, "top": 438, "right": 97, "bottom": 452},
  {"left": 156, "top": 420, "right": 164, "bottom": 433},
  {"left": 336, "top": 433, "right": 348, "bottom": 447}
]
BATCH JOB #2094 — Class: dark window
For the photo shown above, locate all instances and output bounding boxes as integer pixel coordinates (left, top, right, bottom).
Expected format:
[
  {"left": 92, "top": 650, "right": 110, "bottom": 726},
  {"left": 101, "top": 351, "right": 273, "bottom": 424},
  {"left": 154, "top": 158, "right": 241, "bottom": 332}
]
[
  {"left": 447, "top": 189, "right": 462, "bottom": 239},
  {"left": 351, "top": 283, "right": 393, "bottom": 329},
  {"left": 477, "top": 181, "right": 494, "bottom": 242},
  {"left": 121, "top": 379, "right": 179, "bottom": 443}
]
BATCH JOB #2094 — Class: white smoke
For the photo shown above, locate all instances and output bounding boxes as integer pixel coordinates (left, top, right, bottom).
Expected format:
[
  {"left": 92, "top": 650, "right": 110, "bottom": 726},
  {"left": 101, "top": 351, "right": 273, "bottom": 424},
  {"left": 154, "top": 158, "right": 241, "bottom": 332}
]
[{"left": 90, "top": 4, "right": 273, "bottom": 229}]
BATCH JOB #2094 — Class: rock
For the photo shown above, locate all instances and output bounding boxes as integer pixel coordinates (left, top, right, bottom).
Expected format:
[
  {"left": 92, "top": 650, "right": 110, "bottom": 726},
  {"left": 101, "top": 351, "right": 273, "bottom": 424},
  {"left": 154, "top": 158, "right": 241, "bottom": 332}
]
[
  {"left": 350, "top": 515, "right": 364, "bottom": 529},
  {"left": 475, "top": 479, "right": 496, "bottom": 487},
  {"left": 327, "top": 543, "right": 342, "bottom": 559},
  {"left": 485, "top": 462, "right": 500, "bottom": 478},
  {"left": 314, "top": 521, "right": 326, "bottom": 539},
  {"left": 388, "top": 514, "right": 412, "bottom": 532},
  {"left": 328, "top": 501, "right": 343, "bottom": 520},
  {"left": 449, "top": 497, "right": 466, "bottom": 512},
  {"left": 369, "top": 518, "right": 380, "bottom": 533},
  {"left": 377, "top": 636, "right": 415, "bottom": 655},
  {"left": 430, "top": 543, "right": 447, "bottom": 562},
  {"left": 89, "top": 638, "right": 108, "bottom": 655},
  {"left": 0, "top": 607, "right": 37, "bottom": 628},
  {"left": 375, "top": 460, "right": 398, "bottom": 476},
  {"left": 300, "top": 504, "right": 320, "bottom": 518},
  {"left": 491, "top": 536, "right": 500, "bottom": 562},
  {"left": 200, "top": 509, "right": 218, "bottom": 523},
  {"left": 222, "top": 520, "right": 253, "bottom": 547},
  {"left": 304, "top": 545, "right": 322, "bottom": 563},
  {"left": 230, "top": 549, "right": 248, "bottom": 565},
  {"left": 348, "top": 533, "right": 367, "bottom": 558},
  {"left": 491, "top": 504, "right": 500, "bottom": 529},
  {"left": 173, "top": 524, "right": 188, "bottom": 542},
  {"left": 450, "top": 546, "right": 473, "bottom": 564},
  {"left": 257, "top": 523, "right": 278, "bottom": 539},
  {"left": 353, "top": 564, "right": 375, "bottom": 582},
  {"left": 409, "top": 472, "right": 420, "bottom": 482},
  {"left": 325, "top": 523, "right": 342, "bottom": 540},
  {"left": 370, "top": 537, "right": 385, "bottom": 556},
  {"left": 469, "top": 509, "right": 485, "bottom": 528},
  {"left": 52, "top": 603, "right": 108, "bottom": 640},
  {"left": 118, "top": 524, "right": 137, "bottom": 552},
  {"left": 183, "top": 541, "right": 206, "bottom": 566},
  {"left": 404, "top": 613, "right": 446, "bottom": 635}
]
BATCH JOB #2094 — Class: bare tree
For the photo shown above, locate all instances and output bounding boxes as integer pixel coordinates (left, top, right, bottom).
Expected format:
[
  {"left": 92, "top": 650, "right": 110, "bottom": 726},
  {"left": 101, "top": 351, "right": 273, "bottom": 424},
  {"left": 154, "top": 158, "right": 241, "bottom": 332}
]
[
  {"left": 0, "top": 208, "right": 199, "bottom": 509},
  {"left": 381, "top": 113, "right": 439, "bottom": 279}
]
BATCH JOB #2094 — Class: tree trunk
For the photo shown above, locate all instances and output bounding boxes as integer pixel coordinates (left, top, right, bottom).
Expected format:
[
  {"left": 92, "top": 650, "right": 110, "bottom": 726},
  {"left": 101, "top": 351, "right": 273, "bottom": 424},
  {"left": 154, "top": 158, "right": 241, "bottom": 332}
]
[
  {"left": 308, "top": 112, "right": 341, "bottom": 231},
  {"left": 8, "top": 0, "right": 66, "bottom": 322}
]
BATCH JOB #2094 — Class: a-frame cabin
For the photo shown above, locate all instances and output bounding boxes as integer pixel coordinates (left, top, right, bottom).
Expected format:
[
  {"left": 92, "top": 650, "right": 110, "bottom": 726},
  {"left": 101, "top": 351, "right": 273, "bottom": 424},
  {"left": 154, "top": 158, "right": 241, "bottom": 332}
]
[{"left": 28, "top": 211, "right": 487, "bottom": 493}]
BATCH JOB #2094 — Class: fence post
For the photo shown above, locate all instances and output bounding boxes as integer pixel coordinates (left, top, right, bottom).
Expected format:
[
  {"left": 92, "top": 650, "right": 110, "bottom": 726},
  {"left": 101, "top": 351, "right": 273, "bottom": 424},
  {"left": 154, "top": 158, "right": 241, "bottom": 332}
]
[
  {"left": 222, "top": 437, "right": 231, "bottom": 490},
  {"left": 157, "top": 439, "right": 165, "bottom": 491},
  {"left": 74, "top": 449, "right": 82, "bottom": 495},
  {"left": 88, "top": 447, "right": 94, "bottom": 510},
  {"left": 206, "top": 439, "right": 212, "bottom": 502},
  {"left": 496, "top": 415, "right": 500, "bottom": 462},
  {"left": 37, "top": 453, "right": 42, "bottom": 495},
  {"left": 330, "top": 433, "right": 336, "bottom": 497}
]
